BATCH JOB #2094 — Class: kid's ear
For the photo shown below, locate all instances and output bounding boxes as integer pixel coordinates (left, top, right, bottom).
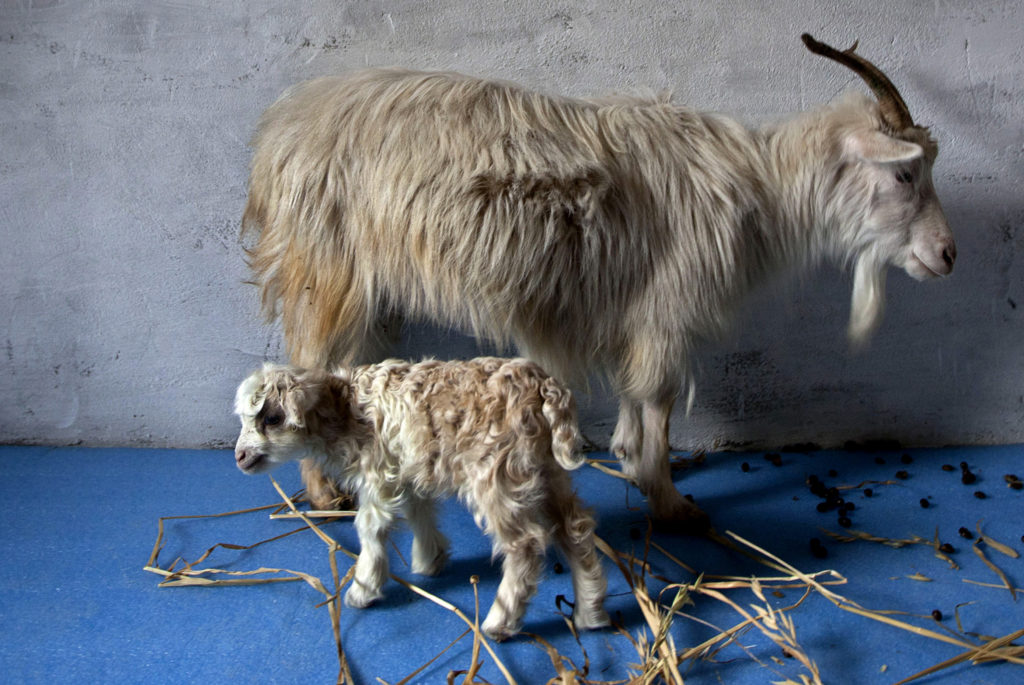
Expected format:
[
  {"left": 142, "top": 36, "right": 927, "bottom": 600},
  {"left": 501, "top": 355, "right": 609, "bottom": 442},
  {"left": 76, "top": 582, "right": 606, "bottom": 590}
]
[
  {"left": 280, "top": 381, "right": 312, "bottom": 429},
  {"left": 325, "top": 374, "right": 354, "bottom": 415},
  {"left": 844, "top": 129, "right": 923, "bottom": 164}
]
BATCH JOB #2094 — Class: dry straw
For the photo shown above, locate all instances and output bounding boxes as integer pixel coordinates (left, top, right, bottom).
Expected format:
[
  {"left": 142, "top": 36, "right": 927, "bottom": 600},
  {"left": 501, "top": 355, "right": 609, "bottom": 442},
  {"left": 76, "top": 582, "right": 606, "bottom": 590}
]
[{"left": 144, "top": 467, "right": 1023, "bottom": 684}]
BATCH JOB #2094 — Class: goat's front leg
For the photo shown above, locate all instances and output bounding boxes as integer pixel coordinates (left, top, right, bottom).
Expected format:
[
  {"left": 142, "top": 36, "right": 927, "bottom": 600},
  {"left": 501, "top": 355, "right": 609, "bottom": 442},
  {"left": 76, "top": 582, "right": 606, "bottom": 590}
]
[
  {"left": 481, "top": 532, "right": 546, "bottom": 641},
  {"left": 345, "top": 491, "right": 395, "bottom": 608},
  {"left": 403, "top": 494, "right": 449, "bottom": 576},
  {"left": 636, "top": 397, "right": 709, "bottom": 532}
]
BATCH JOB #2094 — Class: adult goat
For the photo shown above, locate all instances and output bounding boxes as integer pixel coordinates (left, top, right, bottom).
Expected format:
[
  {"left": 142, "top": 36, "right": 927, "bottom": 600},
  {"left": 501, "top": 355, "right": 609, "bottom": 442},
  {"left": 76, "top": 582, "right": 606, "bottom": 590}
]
[{"left": 241, "top": 34, "right": 956, "bottom": 528}]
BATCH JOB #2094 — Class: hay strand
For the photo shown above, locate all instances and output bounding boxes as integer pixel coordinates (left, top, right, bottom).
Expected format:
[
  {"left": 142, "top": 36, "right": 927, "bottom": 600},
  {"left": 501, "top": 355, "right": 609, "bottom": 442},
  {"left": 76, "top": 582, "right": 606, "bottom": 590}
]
[{"left": 145, "top": 464, "right": 1023, "bottom": 684}]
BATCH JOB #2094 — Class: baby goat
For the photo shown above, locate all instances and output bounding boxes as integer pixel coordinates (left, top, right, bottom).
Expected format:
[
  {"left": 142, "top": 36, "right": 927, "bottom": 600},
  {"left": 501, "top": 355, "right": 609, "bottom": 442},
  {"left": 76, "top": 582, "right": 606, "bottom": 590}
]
[{"left": 233, "top": 357, "right": 610, "bottom": 640}]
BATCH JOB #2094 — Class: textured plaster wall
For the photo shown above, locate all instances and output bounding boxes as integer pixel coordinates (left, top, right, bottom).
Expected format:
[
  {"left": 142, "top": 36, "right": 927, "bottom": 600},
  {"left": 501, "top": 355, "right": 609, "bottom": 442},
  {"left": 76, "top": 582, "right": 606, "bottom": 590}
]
[{"left": 1, "top": 1, "right": 1021, "bottom": 450}]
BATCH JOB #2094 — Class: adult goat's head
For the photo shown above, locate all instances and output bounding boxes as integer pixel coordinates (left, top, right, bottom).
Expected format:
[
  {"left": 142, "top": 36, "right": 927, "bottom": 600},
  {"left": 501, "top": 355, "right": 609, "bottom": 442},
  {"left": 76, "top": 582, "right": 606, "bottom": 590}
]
[{"left": 802, "top": 34, "right": 956, "bottom": 345}]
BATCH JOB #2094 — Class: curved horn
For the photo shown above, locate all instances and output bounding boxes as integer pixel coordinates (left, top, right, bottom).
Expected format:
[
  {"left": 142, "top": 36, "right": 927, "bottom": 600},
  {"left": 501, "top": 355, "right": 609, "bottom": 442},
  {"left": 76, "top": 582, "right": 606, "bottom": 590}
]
[{"left": 801, "top": 33, "right": 914, "bottom": 132}]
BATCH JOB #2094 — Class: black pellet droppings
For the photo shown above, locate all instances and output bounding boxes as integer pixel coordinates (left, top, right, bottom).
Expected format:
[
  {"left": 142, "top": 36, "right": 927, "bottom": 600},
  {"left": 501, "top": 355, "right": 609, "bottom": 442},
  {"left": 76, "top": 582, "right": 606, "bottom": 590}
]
[
  {"left": 864, "top": 488, "right": 873, "bottom": 497},
  {"left": 961, "top": 472, "right": 977, "bottom": 485},
  {"left": 828, "top": 469, "right": 838, "bottom": 478},
  {"left": 931, "top": 609, "right": 943, "bottom": 621},
  {"left": 741, "top": 462, "right": 750, "bottom": 472},
  {"left": 974, "top": 491, "right": 987, "bottom": 499},
  {"left": 941, "top": 464, "right": 955, "bottom": 472},
  {"left": 896, "top": 470, "right": 909, "bottom": 480},
  {"left": 842, "top": 501, "right": 856, "bottom": 512},
  {"left": 939, "top": 543, "right": 955, "bottom": 554},
  {"left": 1011, "top": 481, "right": 1023, "bottom": 491},
  {"left": 874, "top": 456, "right": 886, "bottom": 465},
  {"left": 901, "top": 454, "right": 913, "bottom": 464},
  {"left": 817, "top": 501, "right": 835, "bottom": 513},
  {"left": 958, "top": 527, "right": 974, "bottom": 539},
  {"left": 919, "top": 498, "right": 930, "bottom": 509},
  {"left": 1020, "top": 535, "right": 1024, "bottom": 544},
  {"left": 553, "top": 562, "right": 564, "bottom": 574},
  {"left": 809, "top": 538, "right": 828, "bottom": 559},
  {"left": 960, "top": 461, "right": 969, "bottom": 471},
  {"left": 838, "top": 516, "right": 852, "bottom": 528},
  {"left": 1003, "top": 474, "right": 1020, "bottom": 483}
]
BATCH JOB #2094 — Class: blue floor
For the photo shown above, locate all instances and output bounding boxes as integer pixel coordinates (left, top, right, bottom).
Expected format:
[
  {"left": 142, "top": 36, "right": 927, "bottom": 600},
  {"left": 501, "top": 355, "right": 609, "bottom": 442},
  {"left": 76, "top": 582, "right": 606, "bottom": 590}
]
[{"left": 1, "top": 444, "right": 1022, "bottom": 684}]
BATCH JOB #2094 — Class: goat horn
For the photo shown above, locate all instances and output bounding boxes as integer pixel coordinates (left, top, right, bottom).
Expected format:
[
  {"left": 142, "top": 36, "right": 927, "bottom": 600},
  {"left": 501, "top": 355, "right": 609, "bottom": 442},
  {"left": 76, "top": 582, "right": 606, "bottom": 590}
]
[{"left": 801, "top": 33, "right": 914, "bottom": 132}]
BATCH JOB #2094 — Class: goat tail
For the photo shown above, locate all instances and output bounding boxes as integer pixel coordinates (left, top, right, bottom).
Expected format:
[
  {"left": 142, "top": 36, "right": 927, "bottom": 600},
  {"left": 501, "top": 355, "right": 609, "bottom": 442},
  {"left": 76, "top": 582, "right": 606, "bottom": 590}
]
[
  {"left": 241, "top": 81, "right": 375, "bottom": 368},
  {"left": 540, "top": 377, "right": 583, "bottom": 471}
]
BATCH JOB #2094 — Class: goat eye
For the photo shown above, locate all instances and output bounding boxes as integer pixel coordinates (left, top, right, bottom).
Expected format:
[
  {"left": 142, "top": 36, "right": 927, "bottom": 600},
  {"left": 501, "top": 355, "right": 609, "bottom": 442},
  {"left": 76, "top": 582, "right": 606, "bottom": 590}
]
[
  {"left": 263, "top": 413, "right": 283, "bottom": 427},
  {"left": 895, "top": 170, "right": 914, "bottom": 184}
]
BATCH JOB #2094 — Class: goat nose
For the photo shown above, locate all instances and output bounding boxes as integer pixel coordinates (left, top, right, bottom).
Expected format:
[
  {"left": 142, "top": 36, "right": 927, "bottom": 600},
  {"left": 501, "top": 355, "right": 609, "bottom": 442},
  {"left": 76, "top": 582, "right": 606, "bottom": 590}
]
[
  {"left": 943, "top": 244, "right": 956, "bottom": 268},
  {"left": 235, "top": 449, "right": 248, "bottom": 464}
]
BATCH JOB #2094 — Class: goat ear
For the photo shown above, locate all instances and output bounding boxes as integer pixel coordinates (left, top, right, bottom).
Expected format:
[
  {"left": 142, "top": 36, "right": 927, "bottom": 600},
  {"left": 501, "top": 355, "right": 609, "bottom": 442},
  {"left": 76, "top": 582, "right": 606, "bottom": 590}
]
[
  {"left": 844, "top": 130, "right": 923, "bottom": 164},
  {"left": 324, "top": 374, "right": 356, "bottom": 421},
  {"left": 279, "top": 372, "right": 320, "bottom": 429}
]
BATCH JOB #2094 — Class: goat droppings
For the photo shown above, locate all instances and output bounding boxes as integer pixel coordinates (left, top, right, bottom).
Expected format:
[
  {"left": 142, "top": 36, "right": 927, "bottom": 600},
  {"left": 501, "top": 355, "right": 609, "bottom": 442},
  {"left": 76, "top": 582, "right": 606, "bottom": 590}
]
[{"left": 931, "top": 609, "right": 943, "bottom": 621}]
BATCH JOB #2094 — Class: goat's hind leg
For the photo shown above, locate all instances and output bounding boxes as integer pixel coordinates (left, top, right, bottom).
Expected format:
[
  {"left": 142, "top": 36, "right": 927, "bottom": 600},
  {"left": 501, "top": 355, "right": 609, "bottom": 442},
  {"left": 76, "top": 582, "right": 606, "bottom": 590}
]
[
  {"left": 300, "top": 460, "right": 349, "bottom": 510},
  {"left": 610, "top": 398, "right": 643, "bottom": 480},
  {"left": 638, "top": 398, "right": 709, "bottom": 532},
  {"left": 546, "top": 473, "right": 610, "bottom": 631},
  {"left": 297, "top": 310, "right": 402, "bottom": 510},
  {"left": 476, "top": 498, "right": 548, "bottom": 641}
]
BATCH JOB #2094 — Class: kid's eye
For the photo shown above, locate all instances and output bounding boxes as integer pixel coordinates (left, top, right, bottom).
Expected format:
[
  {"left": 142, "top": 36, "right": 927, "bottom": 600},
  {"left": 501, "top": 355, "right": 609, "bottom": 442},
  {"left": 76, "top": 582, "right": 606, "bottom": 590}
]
[
  {"left": 895, "top": 170, "right": 913, "bottom": 184},
  {"left": 263, "top": 413, "right": 284, "bottom": 427}
]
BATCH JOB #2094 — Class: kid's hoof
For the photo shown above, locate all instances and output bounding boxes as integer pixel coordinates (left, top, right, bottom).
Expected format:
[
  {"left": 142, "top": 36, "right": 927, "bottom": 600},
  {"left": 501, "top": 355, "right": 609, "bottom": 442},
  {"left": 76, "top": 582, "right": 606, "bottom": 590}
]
[
  {"left": 411, "top": 548, "right": 449, "bottom": 577},
  {"left": 344, "top": 584, "right": 382, "bottom": 609},
  {"left": 481, "top": 615, "right": 520, "bottom": 642}
]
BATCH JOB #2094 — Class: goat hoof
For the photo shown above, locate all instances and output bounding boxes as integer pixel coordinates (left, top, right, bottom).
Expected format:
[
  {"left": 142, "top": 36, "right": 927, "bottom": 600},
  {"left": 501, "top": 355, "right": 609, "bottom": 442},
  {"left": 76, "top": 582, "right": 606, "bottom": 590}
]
[
  {"left": 481, "top": 616, "right": 520, "bottom": 642},
  {"left": 573, "top": 608, "right": 611, "bottom": 631},
  {"left": 412, "top": 549, "right": 449, "bottom": 576},
  {"left": 344, "top": 584, "right": 382, "bottom": 609},
  {"left": 653, "top": 498, "right": 711, "bottom": 535}
]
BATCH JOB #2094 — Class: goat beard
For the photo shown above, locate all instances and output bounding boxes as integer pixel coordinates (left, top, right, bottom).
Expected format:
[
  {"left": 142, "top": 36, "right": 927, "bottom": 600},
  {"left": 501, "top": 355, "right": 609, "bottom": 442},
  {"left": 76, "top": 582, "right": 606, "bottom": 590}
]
[{"left": 848, "top": 253, "right": 887, "bottom": 350}]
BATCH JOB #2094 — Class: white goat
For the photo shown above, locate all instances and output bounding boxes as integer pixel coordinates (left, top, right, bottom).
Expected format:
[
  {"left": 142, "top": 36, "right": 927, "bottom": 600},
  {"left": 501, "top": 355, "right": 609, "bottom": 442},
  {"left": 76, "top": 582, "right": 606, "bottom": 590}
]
[
  {"left": 241, "top": 35, "right": 956, "bottom": 528},
  {"left": 233, "top": 357, "right": 610, "bottom": 640}
]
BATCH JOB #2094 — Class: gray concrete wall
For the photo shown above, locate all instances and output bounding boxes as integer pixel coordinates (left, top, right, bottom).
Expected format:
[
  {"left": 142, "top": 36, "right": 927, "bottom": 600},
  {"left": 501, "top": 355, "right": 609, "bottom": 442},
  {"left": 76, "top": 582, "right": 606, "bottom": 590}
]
[{"left": 1, "top": 1, "right": 1021, "bottom": 450}]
